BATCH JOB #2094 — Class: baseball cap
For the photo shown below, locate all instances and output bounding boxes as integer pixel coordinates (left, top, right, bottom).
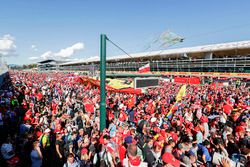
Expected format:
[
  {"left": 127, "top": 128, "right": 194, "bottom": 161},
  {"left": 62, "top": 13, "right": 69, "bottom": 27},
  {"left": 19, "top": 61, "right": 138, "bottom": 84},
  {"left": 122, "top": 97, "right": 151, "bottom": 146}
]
[
  {"left": 162, "top": 152, "right": 180, "bottom": 167},
  {"left": 81, "top": 148, "right": 88, "bottom": 155},
  {"left": 45, "top": 128, "right": 51, "bottom": 133},
  {"left": 124, "top": 136, "right": 136, "bottom": 144}
]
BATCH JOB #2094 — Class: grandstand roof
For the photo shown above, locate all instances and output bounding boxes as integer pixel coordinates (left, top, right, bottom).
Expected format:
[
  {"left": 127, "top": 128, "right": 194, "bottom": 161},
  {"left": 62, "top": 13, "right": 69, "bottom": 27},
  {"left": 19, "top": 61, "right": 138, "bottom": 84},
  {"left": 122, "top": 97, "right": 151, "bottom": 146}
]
[
  {"left": 60, "top": 40, "right": 250, "bottom": 66},
  {"left": 38, "top": 59, "right": 67, "bottom": 64}
]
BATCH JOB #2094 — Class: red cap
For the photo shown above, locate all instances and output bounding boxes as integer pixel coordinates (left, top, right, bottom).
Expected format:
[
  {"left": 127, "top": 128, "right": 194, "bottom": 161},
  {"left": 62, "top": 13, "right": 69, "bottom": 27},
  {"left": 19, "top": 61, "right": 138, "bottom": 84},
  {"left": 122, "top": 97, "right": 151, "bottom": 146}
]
[
  {"left": 240, "top": 122, "right": 247, "bottom": 127},
  {"left": 162, "top": 152, "right": 180, "bottom": 167},
  {"left": 81, "top": 148, "right": 88, "bottom": 154},
  {"left": 160, "top": 130, "right": 167, "bottom": 138},
  {"left": 157, "top": 135, "right": 165, "bottom": 141},
  {"left": 154, "top": 141, "right": 160, "bottom": 147},
  {"left": 153, "top": 127, "right": 160, "bottom": 133},
  {"left": 235, "top": 126, "right": 245, "bottom": 133},
  {"left": 170, "top": 132, "right": 178, "bottom": 142}
]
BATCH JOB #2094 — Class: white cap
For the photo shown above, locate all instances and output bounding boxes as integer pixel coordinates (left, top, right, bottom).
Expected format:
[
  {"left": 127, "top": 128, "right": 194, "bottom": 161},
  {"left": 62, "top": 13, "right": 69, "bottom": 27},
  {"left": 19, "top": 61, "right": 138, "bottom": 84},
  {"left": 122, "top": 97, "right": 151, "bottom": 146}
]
[
  {"left": 151, "top": 117, "right": 157, "bottom": 123},
  {"left": 45, "top": 128, "right": 51, "bottom": 133}
]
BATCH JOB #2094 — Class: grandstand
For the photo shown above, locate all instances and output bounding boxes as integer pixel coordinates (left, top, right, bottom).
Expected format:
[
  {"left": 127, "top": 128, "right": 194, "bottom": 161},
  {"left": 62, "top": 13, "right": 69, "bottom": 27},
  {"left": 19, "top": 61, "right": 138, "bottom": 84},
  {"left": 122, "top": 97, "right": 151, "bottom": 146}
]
[
  {"left": 37, "top": 59, "right": 67, "bottom": 71},
  {"left": 58, "top": 40, "right": 250, "bottom": 74}
]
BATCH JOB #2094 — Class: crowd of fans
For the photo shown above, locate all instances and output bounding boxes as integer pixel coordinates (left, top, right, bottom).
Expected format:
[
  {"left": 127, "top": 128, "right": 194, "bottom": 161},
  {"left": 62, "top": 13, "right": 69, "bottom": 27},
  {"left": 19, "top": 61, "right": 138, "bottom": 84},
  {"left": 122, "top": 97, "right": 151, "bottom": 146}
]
[{"left": 0, "top": 71, "right": 249, "bottom": 167}]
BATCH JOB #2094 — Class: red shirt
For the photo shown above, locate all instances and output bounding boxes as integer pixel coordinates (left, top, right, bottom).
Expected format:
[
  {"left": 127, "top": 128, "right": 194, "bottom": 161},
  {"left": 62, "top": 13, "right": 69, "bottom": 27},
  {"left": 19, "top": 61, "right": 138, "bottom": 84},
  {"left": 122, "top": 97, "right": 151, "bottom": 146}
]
[
  {"left": 119, "top": 111, "right": 127, "bottom": 122},
  {"left": 119, "top": 146, "right": 127, "bottom": 166}
]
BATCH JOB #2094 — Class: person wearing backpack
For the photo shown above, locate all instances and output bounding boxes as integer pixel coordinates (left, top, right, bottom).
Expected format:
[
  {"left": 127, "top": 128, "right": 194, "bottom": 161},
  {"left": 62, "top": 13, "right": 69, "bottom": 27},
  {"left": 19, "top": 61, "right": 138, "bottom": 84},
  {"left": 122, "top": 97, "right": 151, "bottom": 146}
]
[
  {"left": 93, "top": 135, "right": 115, "bottom": 167},
  {"left": 63, "top": 153, "right": 80, "bottom": 167},
  {"left": 151, "top": 141, "right": 164, "bottom": 167}
]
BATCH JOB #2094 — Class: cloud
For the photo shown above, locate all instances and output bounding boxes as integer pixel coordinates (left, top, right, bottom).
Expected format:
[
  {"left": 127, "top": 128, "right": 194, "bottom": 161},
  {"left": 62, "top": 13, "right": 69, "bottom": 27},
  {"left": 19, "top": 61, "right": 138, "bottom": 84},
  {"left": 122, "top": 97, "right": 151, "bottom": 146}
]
[
  {"left": 86, "top": 56, "right": 99, "bottom": 61},
  {"left": 29, "top": 56, "right": 40, "bottom": 60},
  {"left": 41, "top": 51, "right": 53, "bottom": 59},
  {"left": 65, "top": 58, "right": 79, "bottom": 61},
  {"left": 0, "top": 34, "right": 17, "bottom": 57},
  {"left": 55, "top": 42, "right": 84, "bottom": 58},
  {"left": 40, "top": 42, "right": 84, "bottom": 60},
  {"left": 31, "top": 44, "right": 38, "bottom": 51}
]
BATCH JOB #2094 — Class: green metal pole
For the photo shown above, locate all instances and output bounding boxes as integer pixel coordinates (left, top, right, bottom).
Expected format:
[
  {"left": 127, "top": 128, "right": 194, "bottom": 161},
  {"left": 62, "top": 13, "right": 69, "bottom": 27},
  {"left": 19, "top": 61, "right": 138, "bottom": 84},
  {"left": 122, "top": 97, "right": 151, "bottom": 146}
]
[{"left": 100, "top": 34, "right": 107, "bottom": 132}]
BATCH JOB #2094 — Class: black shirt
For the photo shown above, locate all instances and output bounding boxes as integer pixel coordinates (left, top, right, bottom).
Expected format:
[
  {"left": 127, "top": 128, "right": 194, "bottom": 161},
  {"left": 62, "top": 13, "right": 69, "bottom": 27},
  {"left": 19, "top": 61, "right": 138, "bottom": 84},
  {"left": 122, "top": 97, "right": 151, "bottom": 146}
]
[{"left": 55, "top": 140, "right": 64, "bottom": 157}]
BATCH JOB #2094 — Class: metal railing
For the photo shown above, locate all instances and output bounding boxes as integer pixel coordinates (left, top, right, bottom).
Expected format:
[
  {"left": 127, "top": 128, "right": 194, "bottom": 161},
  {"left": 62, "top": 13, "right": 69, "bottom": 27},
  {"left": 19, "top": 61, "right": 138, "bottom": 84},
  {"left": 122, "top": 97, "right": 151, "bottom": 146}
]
[{"left": 58, "top": 56, "right": 250, "bottom": 73}]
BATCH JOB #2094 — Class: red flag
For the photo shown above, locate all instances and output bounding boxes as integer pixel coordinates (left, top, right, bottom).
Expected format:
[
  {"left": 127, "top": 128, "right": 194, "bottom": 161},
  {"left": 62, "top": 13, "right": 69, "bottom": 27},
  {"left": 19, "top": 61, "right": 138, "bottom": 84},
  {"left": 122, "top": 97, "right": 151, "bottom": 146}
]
[
  {"left": 223, "top": 104, "right": 233, "bottom": 115},
  {"left": 84, "top": 82, "right": 91, "bottom": 91},
  {"left": 210, "top": 82, "right": 217, "bottom": 90},
  {"left": 37, "top": 92, "right": 43, "bottom": 101},
  {"left": 84, "top": 103, "right": 94, "bottom": 113},
  {"left": 119, "top": 111, "right": 127, "bottom": 122},
  {"left": 139, "top": 63, "right": 150, "bottom": 73},
  {"left": 127, "top": 97, "right": 135, "bottom": 109}
]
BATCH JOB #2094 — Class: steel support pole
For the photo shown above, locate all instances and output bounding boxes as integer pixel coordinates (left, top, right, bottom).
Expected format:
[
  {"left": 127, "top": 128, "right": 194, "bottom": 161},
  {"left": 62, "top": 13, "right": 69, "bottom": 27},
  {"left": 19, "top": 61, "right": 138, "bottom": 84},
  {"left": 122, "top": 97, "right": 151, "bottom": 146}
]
[{"left": 100, "top": 34, "right": 107, "bottom": 132}]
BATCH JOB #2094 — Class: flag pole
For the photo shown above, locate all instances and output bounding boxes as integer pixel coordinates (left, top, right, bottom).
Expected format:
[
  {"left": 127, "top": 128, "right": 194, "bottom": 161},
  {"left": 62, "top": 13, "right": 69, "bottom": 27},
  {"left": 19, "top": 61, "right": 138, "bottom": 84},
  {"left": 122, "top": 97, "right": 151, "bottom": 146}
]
[
  {"left": 166, "top": 101, "right": 178, "bottom": 118},
  {"left": 100, "top": 34, "right": 107, "bottom": 132}
]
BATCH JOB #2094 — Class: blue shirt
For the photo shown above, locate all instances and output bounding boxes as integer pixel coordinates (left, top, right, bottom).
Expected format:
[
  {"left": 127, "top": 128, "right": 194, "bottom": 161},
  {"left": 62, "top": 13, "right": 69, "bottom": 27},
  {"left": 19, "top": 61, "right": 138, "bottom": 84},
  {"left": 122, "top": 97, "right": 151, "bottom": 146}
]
[
  {"left": 196, "top": 131, "right": 203, "bottom": 144},
  {"left": 127, "top": 109, "right": 134, "bottom": 122},
  {"left": 31, "top": 150, "right": 42, "bottom": 167},
  {"left": 198, "top": 144, "right": 211, "bottom": 162}
]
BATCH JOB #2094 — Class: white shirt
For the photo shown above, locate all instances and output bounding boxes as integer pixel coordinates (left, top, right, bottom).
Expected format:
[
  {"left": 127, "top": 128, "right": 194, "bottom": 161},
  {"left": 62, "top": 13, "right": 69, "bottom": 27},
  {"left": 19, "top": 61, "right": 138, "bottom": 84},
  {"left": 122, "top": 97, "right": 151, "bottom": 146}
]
[
  {"left": 184, "top": 112, "right": 193, "bottom": 122},
  {"left": 219, "top": 113, "right": 227, "bottom": 124},
  {"left": 203, "top": 123, "right": 210, "bottom": 140}
]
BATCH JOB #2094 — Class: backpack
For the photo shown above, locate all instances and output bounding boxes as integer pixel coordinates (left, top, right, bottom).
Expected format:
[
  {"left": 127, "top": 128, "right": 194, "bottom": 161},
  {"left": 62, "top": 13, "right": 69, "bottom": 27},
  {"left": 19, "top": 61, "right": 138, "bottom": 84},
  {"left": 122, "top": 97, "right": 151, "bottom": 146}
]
[
  {"left": 64, "top": 140, "right": 72, "bottom": 158},
  {"left": 152, "top": 155, "right": 163, "bottom": 167},
  {"left": 98, "top": 149, "right": 111, "bottom": 167}
]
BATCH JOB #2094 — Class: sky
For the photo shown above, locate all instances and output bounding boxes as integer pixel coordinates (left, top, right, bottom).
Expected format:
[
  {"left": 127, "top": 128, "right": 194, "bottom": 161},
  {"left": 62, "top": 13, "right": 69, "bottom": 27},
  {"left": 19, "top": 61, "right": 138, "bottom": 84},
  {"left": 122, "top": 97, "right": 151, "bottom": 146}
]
[{"left": 0, "top": 0, "right": 250, "bottom": 65}]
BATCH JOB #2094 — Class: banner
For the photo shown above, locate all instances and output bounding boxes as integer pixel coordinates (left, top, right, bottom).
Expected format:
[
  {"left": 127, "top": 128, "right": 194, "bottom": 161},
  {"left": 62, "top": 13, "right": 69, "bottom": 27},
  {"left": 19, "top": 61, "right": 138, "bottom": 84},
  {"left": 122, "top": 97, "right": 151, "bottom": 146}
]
[
  {"left": 174, "top": 77, "right": 200, "bottom": 84},
  {"left": 174, "top": 77, "right": 188, "bottom": 84},
  {"left": 188, "top": 77, "right": 200, "bottom": 84}
]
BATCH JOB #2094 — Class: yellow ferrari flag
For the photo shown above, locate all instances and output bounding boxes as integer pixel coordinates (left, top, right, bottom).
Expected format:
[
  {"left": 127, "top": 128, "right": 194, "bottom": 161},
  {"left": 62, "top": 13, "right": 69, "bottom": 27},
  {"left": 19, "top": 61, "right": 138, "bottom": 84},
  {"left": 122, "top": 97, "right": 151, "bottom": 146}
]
[{"left": 176, "top": 84, "right": 186, "bottom": 101}]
